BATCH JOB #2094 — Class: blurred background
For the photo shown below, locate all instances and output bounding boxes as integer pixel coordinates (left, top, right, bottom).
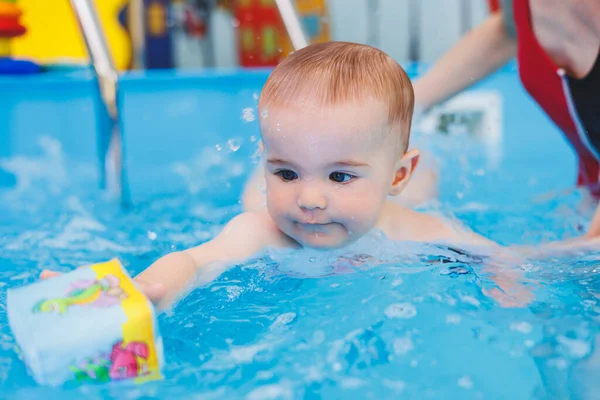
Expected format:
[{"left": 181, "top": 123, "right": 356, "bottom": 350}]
[{"left": 6, "top": 0, "right": 497, "bottom": 70}]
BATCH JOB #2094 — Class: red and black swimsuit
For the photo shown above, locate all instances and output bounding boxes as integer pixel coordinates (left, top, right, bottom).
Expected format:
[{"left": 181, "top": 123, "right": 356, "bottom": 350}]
[{"left": 511, "top": 0, "right": 600, "bottom": 191}]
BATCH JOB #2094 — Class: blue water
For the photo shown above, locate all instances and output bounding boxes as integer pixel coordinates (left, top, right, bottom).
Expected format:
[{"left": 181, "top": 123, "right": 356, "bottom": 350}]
[
  {"left": 1, "top": 125, "right": 600, "bottom": 400},
  {"left": 1, "top": 66, "right": 600, "bottom": 399}
]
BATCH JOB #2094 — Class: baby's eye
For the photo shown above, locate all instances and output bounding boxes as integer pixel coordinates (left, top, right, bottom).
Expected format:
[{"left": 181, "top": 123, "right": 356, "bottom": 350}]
[
  {"left": 275, "top": 169, "right": 298, "bottom": 182},
  {"left": 329, "top": 172, "right": 355, "bottom": 183}
]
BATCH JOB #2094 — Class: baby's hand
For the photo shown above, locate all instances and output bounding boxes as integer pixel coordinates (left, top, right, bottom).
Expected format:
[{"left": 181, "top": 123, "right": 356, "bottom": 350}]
[
  {"left": 485, "top": 277, "right": 535, "bottom": 308},
  {"left": 40, "top": 269, "right": 166, "bottom": 304}
]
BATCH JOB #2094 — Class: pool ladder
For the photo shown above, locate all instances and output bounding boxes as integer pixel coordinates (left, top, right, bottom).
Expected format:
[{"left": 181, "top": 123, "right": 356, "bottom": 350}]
[{"left": 69, "top": 0, "right": 307, "bottom": 205}]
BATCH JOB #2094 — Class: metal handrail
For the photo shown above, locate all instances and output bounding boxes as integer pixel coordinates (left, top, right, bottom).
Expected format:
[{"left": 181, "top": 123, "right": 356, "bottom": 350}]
[
  {"left": 128, "top": 0, "right": 146, "bottom": 70},
  {"left": 69, "top": 0, "right": 129, "bottom": 204},
  {"left": 68, "top": 0, "right": 307, "bottom": 206},
  {"left": 274, "top": 0, "right": 309, "bottom": 51}
]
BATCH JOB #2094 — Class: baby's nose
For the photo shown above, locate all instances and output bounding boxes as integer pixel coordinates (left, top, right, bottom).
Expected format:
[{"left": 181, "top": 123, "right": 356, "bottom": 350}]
[{"left": 297, "top": 185, "right": 327, "bottom": 211}]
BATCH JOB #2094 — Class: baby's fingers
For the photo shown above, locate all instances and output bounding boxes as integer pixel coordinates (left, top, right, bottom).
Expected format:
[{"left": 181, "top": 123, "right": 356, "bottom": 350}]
[
  {"left": 134, "top": 279, "right": 167, "bottom": 304},
  {"left": 40, "top": 269, "right": 61, "bottom": 279},
  {"left": 40, "top": 264, "right": 88, "bottom": 280}
]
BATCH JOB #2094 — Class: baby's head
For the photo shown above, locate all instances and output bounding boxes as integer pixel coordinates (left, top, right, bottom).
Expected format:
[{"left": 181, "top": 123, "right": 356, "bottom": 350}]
[{"left": 258, "top": 41, "right": 417, "bottom": 249}]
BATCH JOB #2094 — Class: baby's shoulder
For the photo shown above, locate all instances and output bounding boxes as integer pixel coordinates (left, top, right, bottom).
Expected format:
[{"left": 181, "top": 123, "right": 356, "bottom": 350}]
[
  {"left": 380, "top": 201, "right": 455, "bottom": 242},
  {"left": 226, "top": 210, "right": 295, "bottom": 248}
]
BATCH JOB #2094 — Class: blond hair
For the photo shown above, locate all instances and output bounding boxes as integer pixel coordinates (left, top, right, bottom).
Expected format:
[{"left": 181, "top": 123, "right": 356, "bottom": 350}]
[{"left": 259, "top": 41, "right": 414, "bottom": 151}]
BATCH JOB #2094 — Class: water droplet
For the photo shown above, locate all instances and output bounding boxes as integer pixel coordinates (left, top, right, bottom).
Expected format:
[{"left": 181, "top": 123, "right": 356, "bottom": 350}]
[
  {"left": 276, "top": 121, "right": 281, "bottom": 131},
  {"left": 261, "top": 109, "right": 269, "bottom": 119},
  {"left": 228, "top": 138, "right": 241, "bottom": 152},
  {"left": 250, "top": 135, "right": 257, "bottom": 142},
  {"left": 147, "top": 231, "right": 157, "bottom": 240},
  {"left": 309, "top": 257, "right": 316, "bottom": 263},
  {"left": 253, "top": 92, "right": 259, "bottom": 100},
  {"left": 242, "top": 107, "right": 256, "bottom": 122},
  {"left": 215, "top": 144, "right": 222, "bottom": 151}
]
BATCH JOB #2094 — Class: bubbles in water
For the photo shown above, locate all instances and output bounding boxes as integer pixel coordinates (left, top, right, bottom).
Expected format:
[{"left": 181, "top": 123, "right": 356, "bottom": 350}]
[
  {"left": 247, "top": 383, "right": 292, "bottom": 400},
  {"left": 313, "top": 330, "right": 326, "bottom": 344},
  {"left": 383, "top": 379, "right": 406, "bottom": 393},
  {"left": 385, "top": 303, "right": 417, "bottom": 319},
  {"left": 510, "top": 321, "right": 532, "bottom": 335},
  {"left": 271, "top": 312, "right": 297, "bottom": 329},
  {"left": 250, "top": 135, "right": 258, "bottom": 142},
  {"left": 458, "top": 376, "right": 473, "bottom": 390},
  {"left": 309, "top": 257, "right": 316, "bottom": 263},
  {"left": 276, "top": 122, "right": 281, "bottom": 131},
  {"left": 228, "top": 139, "right": 241, "bottom": 152},
  {"left": 460, "top": 295, "right": 480, "bottom": 308},
  {"left": 147, "top": 231, "right": 157, "bottom": 240},
  {"left": 253, "top": 92, "right": 259, "bottom": 100},
  {"left": 393, "top": 336, "right": 414, "bottom": 355},
  {"left": 446, "top": 314, "right": 461, "bottom": 325},
  {"left": 557, "top": 335, "right": 591, "bottom": 358},
  {"left": 242, "top": 107, "right": 256, "bottom": 122},
  {"left": 261, "top": 109, "right": 269, "bottom": 119},
  {"left": 215, "top": 144, "right": 223, "bottom": 151}
]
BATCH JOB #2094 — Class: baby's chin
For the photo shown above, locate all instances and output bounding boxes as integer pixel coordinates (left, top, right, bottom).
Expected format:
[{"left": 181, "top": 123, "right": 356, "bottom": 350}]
[{"left": 291, "top": 231, "right": 353, "bottom": 250}]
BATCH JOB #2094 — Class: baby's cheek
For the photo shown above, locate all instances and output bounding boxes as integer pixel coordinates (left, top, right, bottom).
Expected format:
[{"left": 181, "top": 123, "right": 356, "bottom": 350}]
[
  {"left": 266, "top": 185, "right": 293, "bottom": 213},
  {"left": 339, "top": 196, "right": 377, "bottom": 222},
  {"left": 338, "top": 188, "right": 384, "bottom": 223}
]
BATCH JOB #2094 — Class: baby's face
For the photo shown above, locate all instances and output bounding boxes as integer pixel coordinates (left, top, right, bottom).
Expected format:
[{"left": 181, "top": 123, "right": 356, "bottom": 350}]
[{"left": 261, "top": 101, "right": 401, "bottom": 249}]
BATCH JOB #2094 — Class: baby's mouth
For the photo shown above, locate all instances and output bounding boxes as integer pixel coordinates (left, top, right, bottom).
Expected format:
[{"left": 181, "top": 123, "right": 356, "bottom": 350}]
[{"left": 295, "top": 221, "right": 333, "bottom": 233}]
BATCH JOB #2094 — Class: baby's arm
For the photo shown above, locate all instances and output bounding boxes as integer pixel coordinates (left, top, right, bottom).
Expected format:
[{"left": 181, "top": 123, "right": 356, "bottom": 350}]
[
  {"left": 42, "top": 212, "right": 287, "bottom": 310},
  {"left": 387, "top": 208, "right": 536, "bottom": 306},
  {"left": 386, "top": 205, "right": 497, "bottom": 248},
  {"left": 135, "top": 211, "right": 285, "bottom": 310},
  {"left": 586, "top": 203, "right": 600, "bottom": 238}
]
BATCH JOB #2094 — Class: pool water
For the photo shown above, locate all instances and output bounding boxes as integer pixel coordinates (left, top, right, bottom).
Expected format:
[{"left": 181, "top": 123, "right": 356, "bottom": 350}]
[{"left": 2, "top": 123, "right": 600, "bottom": 400}]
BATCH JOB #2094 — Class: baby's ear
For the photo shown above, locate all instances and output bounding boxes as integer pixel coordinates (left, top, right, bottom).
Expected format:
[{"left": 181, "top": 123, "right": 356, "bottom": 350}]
[{"left": 389, "top": 149, "right": 420, "bottom": 196}]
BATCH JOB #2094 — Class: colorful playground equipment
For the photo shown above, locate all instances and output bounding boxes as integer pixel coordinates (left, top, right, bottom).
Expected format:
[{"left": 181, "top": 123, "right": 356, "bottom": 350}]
[
  {"left": 0, "top": 0, "right": 40, "bottom": 73},
  {"left": 10, "top": 0, "right": 131, "bottom": 71},
  {"left": 231, "top": 0, "right": 330, "bottom": 67}
]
